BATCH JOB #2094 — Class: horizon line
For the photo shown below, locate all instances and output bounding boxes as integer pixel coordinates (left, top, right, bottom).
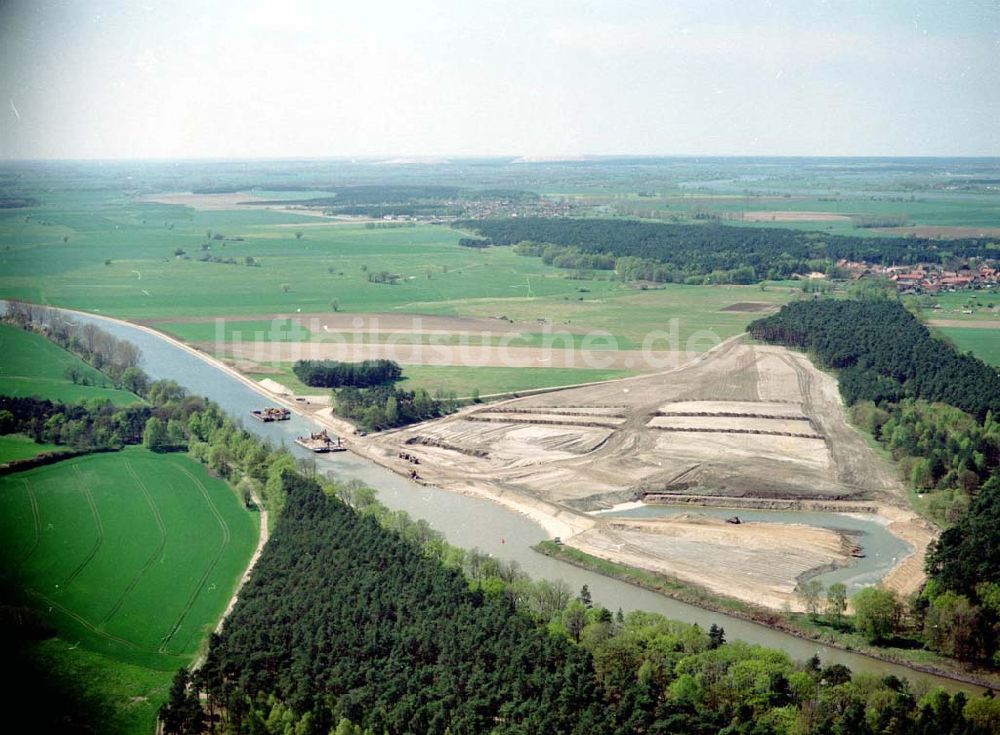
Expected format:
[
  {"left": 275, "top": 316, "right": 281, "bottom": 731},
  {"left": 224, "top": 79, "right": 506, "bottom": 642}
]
[{"left": 2, "top": 153, "right": 1000, "bottom": 164}]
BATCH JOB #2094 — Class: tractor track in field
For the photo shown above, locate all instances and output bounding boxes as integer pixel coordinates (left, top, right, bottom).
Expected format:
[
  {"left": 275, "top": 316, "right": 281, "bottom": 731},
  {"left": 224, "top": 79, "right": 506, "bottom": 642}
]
[
  {"left": 62, "top": 464, "right": 105, "bottom": 587},
  {"left": 158, "top": 462, "right": 231, "bottom": 654},
  {"left": 97, "top": 460, "right": 169, "bottom": 629},
  {"left": 20, "top": 477, "right": 41, "bottom": 563},
  {"left": 28, "top": 588, "right": 185, "bottom": 656}
]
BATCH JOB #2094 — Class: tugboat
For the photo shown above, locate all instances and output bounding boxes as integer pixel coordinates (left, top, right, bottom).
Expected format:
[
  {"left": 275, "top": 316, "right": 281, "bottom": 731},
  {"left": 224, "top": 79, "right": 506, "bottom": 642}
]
[{"left": 250, "top": 406, "right": 291, "bottom": 422}]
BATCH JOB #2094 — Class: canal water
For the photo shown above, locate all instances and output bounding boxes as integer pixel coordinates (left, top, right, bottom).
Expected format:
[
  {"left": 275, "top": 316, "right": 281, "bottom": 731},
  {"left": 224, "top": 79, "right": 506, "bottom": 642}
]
[{"left": 60, "top": 308, "right": 982, "bottom": 693}]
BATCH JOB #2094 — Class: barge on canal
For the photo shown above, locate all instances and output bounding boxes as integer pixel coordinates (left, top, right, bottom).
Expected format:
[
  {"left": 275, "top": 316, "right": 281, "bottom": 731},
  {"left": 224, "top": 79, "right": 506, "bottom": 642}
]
[
  {"left": 295, "top": 430, "right": 345, "bottom": 453},
  {"left": 250, "top": 407, "right": 291, "bottom": 422}
]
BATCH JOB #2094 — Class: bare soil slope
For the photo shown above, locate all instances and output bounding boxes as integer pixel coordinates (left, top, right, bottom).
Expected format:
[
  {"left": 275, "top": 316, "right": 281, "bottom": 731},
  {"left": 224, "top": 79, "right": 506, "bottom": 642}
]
[
  {"left": 367, "top": 339, "right": 916, "bottom": 610},
  {"left": 374, "top": 339, "right": 899, "bottom": 507}
]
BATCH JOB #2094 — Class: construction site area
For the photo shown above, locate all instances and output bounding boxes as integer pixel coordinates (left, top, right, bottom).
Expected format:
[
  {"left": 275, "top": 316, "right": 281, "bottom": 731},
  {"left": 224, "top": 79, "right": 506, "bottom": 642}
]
[{"left": 365, "top": 338, "right": 935, "bottom": 611}]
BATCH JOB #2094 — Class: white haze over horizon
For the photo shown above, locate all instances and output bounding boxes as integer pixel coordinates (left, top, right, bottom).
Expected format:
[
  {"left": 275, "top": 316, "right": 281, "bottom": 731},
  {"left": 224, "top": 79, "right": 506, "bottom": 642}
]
[{"left": 1, "top": 0, "right": 998, "bottom": 160}]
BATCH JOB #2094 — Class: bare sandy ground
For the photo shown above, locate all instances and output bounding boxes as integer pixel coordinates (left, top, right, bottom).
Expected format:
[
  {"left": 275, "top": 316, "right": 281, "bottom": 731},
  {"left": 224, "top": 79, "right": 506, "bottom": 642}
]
[
  {"left": 573, "top": 515, "right": 853, "bottom": 609},
  {"left": 738, "top": 211, "right": 853, "bottom": 222},
  {"left": 220, "top": 340, "right": 680, "bottom": 371},
  {"left": 142, "top": 191, "right": 334, "bottom": 218},
  {"left": 928, "top": 319, "right": 1000, "bottom": 329},
  {"left": 146, "top": 311, "right": 574, "bottom": 337},
  {"left": 875, "top": 226, "right": 1000, "bottom": 239},
  {"left": 369, "top": 337, "right": 929, "bottom": 610},
  {"left": 292, "top": 312, "right": 534, "bottom": 336},
  {"left": 371, "top": 340, "right": 888, "bottom": 505},
  {"left": 65, "top": 309, "right": 932, "bottom": 614},
  {"left": 875, "top": 504, "right": 938, "bottom": 600},
  {"left": 258, "top": 377, "right": 292, "bottom": 395},
  {"left": 647, "top": 415, "right": 817, "bottom": 435},
  {"left": 659, "top": 399, "right": 807, "bottom": 417}
]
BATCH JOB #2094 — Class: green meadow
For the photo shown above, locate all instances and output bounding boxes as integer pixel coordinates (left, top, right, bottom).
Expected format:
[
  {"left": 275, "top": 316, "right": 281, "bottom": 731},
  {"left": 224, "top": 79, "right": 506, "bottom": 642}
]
[
  {"left": 0, "top": 189, "right": 796, "bottom": 342},
  {"left": 584, "top": 187, "right": 1000, "bottom": 237},
  {"left": 0, "top": 448, "right": 258, "bottom": 734},
  {"left": 0, "top": 323, "right": 141, "bottom": 405},
  {"left": 1, "top": 200, "right": 619, "bottom": 318},
  {"left": 0, "top": 188, "right": 806, "bottom": 405},
  {"left": 686, "top": 193, "right": 1000, "bottom": 228},
  {"left": 406, "top": 283, "right": 794, "bottom": 348},
  {"left": 935, "top": 326, "right": 1000, "bottom": 366},
  {"left": 910, "top": 289, "right": 1000, "bottom": 322},
  {"left": 0, "top": 434, "right": 60, "bottom": 462},
  {"left": 248, "top": 364, "right": 640, "bottom": 398},
  {"left": 152, "top": 317, "right": 313, "bottom": 343}
]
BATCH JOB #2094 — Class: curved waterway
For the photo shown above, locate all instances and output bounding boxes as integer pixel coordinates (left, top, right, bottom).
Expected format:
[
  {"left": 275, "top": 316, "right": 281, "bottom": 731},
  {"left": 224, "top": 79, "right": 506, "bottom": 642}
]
[
  {"left": 599, "top": 505, "right": 911, "bottom": 594},
  {"left": 62, "top": 308, "right": 983, "bottom": 693}
]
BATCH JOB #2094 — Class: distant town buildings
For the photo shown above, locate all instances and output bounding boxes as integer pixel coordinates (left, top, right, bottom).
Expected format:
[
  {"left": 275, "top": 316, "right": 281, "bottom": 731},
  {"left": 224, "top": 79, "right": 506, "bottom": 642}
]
[{"left": 837, "top": 259, "right": 1000, "bottom": 294}]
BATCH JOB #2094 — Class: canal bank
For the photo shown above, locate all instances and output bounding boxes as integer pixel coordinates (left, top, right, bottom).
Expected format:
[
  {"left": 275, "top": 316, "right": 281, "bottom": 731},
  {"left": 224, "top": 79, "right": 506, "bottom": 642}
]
[{"left": 45, "top": 305, "right": 991, "bottom": 693}]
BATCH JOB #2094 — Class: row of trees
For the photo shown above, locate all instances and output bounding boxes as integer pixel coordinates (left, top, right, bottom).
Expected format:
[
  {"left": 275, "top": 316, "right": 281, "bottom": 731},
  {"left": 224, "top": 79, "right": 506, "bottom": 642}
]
[
  {"left": 750, "top": 297, "right": 1000, "bottom": 666},
  {"left": 513, "top": 239, "right": 766, "bottom": 285},
  {"left": 170, "top": 472, "right": 1000, "bottom": 735},
  {"left": 513, "top": 241, "right": 618, "bottom": 271},
  {"left": 5, "top": 301, "right": 142, "bottom": 385},
  {"left": 0, "top": 315, "right": 302, "bottom": 516},
  {"left": 292, "top": 359, "right": 402, "bottom": 389},
  {"left": 0, "top": 383, "right": 294, "bottom": 518},
  {"left": 926, "top": 475, "right": 1000, "bottom": 664},
  {"left": 0, "top": 395, "right": 150, "bottom": 451},
  {"left": 460, "top": 217, "right": 999, "bottom": 283}
]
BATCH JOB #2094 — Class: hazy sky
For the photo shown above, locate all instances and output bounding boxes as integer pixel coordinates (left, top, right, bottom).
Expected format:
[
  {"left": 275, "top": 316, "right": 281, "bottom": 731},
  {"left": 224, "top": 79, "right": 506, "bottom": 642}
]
[{"left": 1, "top": 0, "right": 998, "bottom": 159}]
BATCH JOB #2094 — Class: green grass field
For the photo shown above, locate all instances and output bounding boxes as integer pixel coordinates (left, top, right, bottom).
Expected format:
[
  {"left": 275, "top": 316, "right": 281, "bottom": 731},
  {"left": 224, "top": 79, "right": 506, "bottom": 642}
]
[
  {"left": 153, "top": 317, "right": 313, "bottom": 343},
  {"left": 0, "top": 188, "right": 804, "bottom": 400},
  {"left": 909, "top": 290, "right": 1000, "bottom": 322},
  {"left": 673, "top": 193, "right": 1000, "bottom": 233},
  {"left": 2, "top": 206, "right": 621, "bottom": 318},
  {"left": 0, "top": 189, "right": 796, "bottom": 339},
  {"left": 0, "top": 448, "right": 259, "bottom": 733},
  {"left": 0, "top": 323, "right": 141, "bottom": 405},
  {"left": 5, "top": 173, "right": 996, "bottom": 405},
  {"left": 406, "top": 283, "right": 794, "bottom": 348},
  {"left": 583, "top": 187, "right": 1000, "bottom": 237},
  {"left": 0, "top": 434, "right": 61, "bottom": 462},
  {"left": 935, "top": 326, "right": 1000, "bottom": 366},
  {"left": 248, "top": 364, "right": 640, "bottom": 398}
]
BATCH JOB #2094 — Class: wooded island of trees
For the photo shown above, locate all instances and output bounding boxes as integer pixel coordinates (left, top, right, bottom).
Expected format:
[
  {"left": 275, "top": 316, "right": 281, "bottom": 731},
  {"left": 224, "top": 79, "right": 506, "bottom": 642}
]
[
  {"left": 292, "top": 359, "right": 402, "bottom": 389},
  {"left": 333, "top": 384, "right": 457, "bottom": 431}
]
